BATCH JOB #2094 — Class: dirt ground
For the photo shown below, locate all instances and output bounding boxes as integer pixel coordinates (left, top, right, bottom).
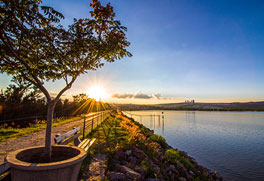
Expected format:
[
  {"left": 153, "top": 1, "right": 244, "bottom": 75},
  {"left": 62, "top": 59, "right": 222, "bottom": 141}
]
[{"left": 0, "top": 117, "right": 86, "bottom": 164}]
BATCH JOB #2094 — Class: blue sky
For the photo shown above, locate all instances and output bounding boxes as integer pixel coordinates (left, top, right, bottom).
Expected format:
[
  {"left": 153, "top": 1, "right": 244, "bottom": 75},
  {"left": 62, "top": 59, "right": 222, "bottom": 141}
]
[{"left": 1, "top": 0, "right": 264, "bottom": 103}]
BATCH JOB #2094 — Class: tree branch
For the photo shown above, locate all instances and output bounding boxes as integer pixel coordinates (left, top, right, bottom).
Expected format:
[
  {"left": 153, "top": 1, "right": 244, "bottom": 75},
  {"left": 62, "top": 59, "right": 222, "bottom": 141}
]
[
  {"left": 0, "top": 29, "right": 52, "bottom": 102},
  {"left": 54, "top": 75, "right": 77, "bottom": 103}
]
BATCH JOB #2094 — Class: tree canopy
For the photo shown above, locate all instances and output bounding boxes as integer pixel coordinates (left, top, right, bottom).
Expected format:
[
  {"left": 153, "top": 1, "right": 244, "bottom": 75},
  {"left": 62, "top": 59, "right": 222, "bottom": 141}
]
[{"left": 0, "top": 0, "right": 131, "bottom": 104}]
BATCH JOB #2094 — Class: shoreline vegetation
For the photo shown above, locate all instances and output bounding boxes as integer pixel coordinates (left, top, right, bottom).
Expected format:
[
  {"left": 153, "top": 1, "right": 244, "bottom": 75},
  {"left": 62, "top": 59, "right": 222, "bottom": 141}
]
[
  {"left": 111, "top": 101, "right": 264, "bottom": 112},
  {"left": 80, "top": 110, "right": 223, "bottom": 180}
]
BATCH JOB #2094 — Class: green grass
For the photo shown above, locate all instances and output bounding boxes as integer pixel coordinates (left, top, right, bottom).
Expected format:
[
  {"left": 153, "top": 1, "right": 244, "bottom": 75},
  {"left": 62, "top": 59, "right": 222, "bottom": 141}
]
[
  {"left": 86, "top": 116, "right": 130, "bottom": 153},
  {"left": 149, "top": 134, "right": 167, "bottom": 149},
  {"left": 0, "top": 116, "right": 84, "bottom": 143}
]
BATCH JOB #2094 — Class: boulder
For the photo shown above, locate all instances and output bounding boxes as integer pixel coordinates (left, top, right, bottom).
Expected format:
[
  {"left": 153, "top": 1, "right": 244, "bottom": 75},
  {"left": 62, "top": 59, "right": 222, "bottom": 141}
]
[
  {"left": 176, "top": 161, "right": 184, "bottom": 169},
  {"left": 134, "top": 165, "right": 144, "bottom": 174},
  {"left": 119, "top": 165, "right": 141, "bottom": 180},
  {"left": 115, "top": 149, "right": 127, "bottom": 160},
  {"left": 169, "top": 164, "right": 177, "bottom": 173},
  {"left": 108, "top": 171, "right": 125, "bottom": 181},
  {"left": 181, "top": 167, "right": 189, "bottom": 178},
  {"left": 126, "top": 150, "right": 132, "bottom": 156},
  {"left": 121, "top": 160, "right": 128, "bottom": 166},
  {"left": 179, "top": 177, "right": 186, "bottom": 181},
  {"left": 128, "top": 156, "right": 137, "bottom": 165},
  {"left": 189, "top": 170, "right": 195, "bottom": 176},
  {"left": 132, "top": 146, "right": 148, "bottom": 160},
  {"left": 151, "top": 164, "right": 160, "bottom": 175}
]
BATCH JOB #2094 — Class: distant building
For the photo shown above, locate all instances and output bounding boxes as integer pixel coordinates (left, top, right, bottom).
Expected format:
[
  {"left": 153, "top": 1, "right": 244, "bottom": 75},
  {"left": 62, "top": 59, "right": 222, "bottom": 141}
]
[{"left": 185, "top": 100, "right": 195, "bottom": 104}]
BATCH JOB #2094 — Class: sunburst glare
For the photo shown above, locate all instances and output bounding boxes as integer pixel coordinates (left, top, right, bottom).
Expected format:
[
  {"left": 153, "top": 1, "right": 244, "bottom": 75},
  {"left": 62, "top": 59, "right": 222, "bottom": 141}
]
[{"left": 87, "top": 85, "right": 106, "bottom": 101}]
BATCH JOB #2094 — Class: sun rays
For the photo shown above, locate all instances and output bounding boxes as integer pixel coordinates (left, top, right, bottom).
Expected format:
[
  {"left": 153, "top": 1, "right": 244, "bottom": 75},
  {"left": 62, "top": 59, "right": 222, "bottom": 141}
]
[
  {"left": 71, "top": 85, "right": 109, "bottom": 116},
  {"left": 87, "top": 85, "right": 106, "bottom": 101}
]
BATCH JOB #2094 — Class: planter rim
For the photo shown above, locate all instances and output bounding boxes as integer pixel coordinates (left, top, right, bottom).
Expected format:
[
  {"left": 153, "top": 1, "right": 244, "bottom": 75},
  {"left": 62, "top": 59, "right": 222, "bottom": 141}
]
[{"left": 6, "top": 145, "right": 87, "bottom": 171}]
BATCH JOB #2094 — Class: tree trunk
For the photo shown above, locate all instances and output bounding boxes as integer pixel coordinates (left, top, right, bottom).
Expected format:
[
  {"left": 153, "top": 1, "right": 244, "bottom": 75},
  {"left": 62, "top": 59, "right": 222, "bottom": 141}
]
[{"left": 45, "top": 102, "right": 55, "bottom": 160}]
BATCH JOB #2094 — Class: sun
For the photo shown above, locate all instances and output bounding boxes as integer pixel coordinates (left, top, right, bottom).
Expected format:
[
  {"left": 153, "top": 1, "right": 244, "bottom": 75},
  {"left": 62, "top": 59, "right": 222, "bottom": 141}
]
[{"left": 87, "top": 85, "right": 106, "bottom": 101}]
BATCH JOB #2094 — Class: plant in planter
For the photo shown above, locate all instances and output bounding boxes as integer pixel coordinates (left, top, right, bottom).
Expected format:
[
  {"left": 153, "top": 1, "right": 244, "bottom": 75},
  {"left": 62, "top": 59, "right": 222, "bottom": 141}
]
[{"left": 0, "top": 0, "right": 131, "bottom": 180}]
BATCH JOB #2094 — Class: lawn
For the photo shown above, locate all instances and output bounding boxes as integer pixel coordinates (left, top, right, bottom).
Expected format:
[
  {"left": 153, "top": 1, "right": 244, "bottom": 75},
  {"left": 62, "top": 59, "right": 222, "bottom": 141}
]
[{"left": 0, "top": 116, "right": 84, "bottom": 143}]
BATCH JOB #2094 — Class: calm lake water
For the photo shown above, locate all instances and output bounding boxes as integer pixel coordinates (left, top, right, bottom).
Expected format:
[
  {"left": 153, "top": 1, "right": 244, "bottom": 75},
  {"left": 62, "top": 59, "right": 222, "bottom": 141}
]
[{"left": 126, "top": 111, "right": 264, "bottom": 181}]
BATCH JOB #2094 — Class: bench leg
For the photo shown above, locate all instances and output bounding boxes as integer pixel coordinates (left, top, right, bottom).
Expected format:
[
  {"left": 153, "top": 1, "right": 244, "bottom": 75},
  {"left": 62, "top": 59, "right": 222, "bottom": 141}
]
[{"left": 74, "top": 137, "right": 82, "bottom": 146}]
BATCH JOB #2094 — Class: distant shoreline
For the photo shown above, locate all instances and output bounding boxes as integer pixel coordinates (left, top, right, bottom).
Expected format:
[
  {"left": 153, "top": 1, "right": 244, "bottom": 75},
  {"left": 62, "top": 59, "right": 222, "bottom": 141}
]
[{"left": 110, "top": 101, "right": 264, "bottom": 112}]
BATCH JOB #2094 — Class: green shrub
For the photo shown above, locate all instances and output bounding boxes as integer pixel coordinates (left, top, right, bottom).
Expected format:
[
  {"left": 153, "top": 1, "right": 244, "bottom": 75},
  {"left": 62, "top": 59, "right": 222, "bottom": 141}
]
[
  {"left": 165, "top": 149, "right": 194, "bottom": 171},
  {"left": 149, "top": 134, "right": 167, "bottom": 148}
]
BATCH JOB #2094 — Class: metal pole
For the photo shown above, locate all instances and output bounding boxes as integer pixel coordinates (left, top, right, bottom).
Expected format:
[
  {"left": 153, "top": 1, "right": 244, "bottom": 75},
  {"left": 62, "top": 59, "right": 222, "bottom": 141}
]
[
  {"left": 101, "top": 112, "right": 103, "bottom": 124},
  {"left": 92, "top": 116, "right": 94, "bottom": 131},
  {"left": 83, "top": 116, "right": 86, "bottom": 138},
  {"left": 97, "top": 113, "right": 99, "bottom": 126}
]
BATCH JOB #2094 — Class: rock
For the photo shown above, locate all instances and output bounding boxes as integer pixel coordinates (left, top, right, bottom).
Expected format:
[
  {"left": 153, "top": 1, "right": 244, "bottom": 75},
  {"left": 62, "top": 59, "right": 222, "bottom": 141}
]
[
  {"left": 179, "top": 177, "right": 186, "bottom": 181},
  {"left": 132, "top": 146, "right": 148, "bottom": 160},
  {"left": 115, "top": 149, "right": 127, "bottom": 160},
  {"left": 171, "top": 173, "right": 175, "bottom": 180},
  {"left": 126, "top": 150, "right": 132, "bottom": 156},
  {"left": 176, "top": 161, "right": 184, "bottom": 169},
  {"left": 128, "top": 156, "right": 137, "bottom": 165},
  {"left": 169, "top": 164, "right": 177, "bottom": 173},
  {"left": 108, "top": 172, "right": 125, "bottom": 181},
  {"left": 121, "top": 160, "right": 128, "bottom": 166},
  {"left": 119, "top": 165, "right": 141, "bottom": 180},
  {"left": 111, "top": 159, "right": 121, "bottom": 168},
  {"left": 134, "top": 165, "right": 144, "bottom": 174},
  {"left": 189, "top": 170, "right": 195, "bottom": 176},
  {"left": 153, "top": 165, "right": 160, "bottom": 175},
  {"left": 181, "top": 167, "right": 189, "bottom": 178},
  {"left": 211, "top": 171, "right": 223, "bottom": 181},
  {"left": 152, "top": 157, "right": 159, "bottom": 165},
  {"left": 159, "top": 154, "right": 165, "bottom": 162}
]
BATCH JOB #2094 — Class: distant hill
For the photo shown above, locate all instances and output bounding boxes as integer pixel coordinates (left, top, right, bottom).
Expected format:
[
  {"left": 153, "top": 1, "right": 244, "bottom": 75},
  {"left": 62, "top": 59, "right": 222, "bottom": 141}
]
[{"left": 109, "top": 101, "right": 264, "bottom": 111}]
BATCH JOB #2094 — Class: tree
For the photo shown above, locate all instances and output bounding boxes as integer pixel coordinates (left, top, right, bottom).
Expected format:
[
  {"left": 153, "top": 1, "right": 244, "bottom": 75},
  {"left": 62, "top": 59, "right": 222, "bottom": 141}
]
[{"left": 0, "top": 0, "right": 131, "bottom": 158}]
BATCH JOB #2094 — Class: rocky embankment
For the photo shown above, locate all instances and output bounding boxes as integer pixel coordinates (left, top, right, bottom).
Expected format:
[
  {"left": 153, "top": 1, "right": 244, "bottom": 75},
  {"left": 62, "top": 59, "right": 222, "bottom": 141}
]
[{"left": 105, "top": 113, "right": 222, "bottom": 181}]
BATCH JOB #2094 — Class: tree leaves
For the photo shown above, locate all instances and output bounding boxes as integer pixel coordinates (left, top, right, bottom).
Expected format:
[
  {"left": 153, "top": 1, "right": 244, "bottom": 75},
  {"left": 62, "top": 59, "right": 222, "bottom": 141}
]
[{"left": 0, "top": 0, "right": 132, "bottom": 98}]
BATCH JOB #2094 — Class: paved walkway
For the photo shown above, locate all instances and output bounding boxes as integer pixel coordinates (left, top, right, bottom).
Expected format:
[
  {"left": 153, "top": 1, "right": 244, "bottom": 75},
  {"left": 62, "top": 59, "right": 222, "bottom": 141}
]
[{"left": 0, "top": 117, "right": 86, "bottom": 164}]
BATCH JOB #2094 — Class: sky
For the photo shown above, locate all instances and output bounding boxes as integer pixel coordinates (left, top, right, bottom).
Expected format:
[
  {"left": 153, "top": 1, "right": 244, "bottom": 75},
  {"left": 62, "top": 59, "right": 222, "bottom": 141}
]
[{"left": 1, "top": 0, "right": 264, "bottom": 104}]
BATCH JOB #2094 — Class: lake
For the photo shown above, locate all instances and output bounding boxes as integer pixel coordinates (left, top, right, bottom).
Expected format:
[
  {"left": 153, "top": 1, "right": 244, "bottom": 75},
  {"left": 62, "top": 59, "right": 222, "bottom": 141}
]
[{"left": 125, "top": 111, "right": 264, "bottom": 181}]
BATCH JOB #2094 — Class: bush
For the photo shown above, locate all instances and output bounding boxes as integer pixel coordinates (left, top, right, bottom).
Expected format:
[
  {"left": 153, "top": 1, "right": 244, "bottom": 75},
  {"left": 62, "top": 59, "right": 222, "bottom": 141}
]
[
  {"left": 165, "top": 149, "right": 194, "bottom": 171},
  {"left": 149, "top": 134, "right": 167, "bottom": 148}
]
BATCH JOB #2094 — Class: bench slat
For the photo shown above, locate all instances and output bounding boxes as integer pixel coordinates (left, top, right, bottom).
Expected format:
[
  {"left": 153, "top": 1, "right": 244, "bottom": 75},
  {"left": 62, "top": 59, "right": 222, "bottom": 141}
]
[
  {"left": 78, "top": 139, "right": 90, "bottom": 149},
  {"left": 0, "top": 162, "right": 10, "bottom": 175},
  {"left": 54, "top": 127, "right": 80, "bottom": 144},
  {"left": 0, "top": 162, "right": 10, "bottom": 180},
  {"left": 61, "top": 132, "right": 81, "bottom": 145},
  {"left": 83, "top": 138, "right": 96, "bottom": 152}
]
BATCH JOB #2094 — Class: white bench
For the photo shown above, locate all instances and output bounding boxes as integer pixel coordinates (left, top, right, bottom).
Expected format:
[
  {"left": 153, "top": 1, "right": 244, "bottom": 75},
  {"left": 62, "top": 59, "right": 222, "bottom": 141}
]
[{"left": 54, "top": 127, "right": 96, "bottom": 151}]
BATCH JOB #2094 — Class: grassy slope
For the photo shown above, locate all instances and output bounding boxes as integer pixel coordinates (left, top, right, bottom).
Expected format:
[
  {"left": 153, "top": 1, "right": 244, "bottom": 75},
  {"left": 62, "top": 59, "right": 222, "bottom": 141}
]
[{"left": 0, "top": 116, "right": 84, "bottom": 143}]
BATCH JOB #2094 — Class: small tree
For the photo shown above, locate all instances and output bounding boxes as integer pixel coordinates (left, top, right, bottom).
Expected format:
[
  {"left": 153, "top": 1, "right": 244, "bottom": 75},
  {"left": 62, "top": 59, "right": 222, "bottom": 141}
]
[{"left": 0, "top": 0, "right": 131, "bottom": 158}]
